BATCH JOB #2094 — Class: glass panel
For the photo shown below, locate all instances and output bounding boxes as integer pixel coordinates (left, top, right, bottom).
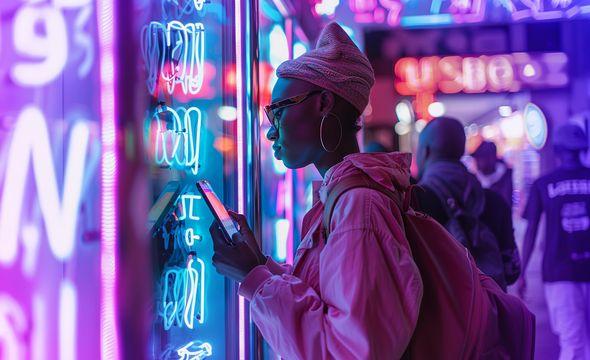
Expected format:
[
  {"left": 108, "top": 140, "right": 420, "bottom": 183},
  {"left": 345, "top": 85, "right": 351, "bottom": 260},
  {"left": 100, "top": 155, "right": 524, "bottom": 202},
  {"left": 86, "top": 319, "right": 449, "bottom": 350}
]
[{"left": 132, "top": 1, "right": 238, "bottom": 358}]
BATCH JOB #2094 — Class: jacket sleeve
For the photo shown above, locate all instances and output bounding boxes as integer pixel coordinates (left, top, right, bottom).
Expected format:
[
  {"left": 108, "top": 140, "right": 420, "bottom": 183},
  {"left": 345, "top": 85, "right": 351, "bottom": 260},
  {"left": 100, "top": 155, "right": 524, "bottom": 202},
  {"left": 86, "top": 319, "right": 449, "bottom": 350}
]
[{"left": 239, "top": 190, "right": 423, "bottom": 359}]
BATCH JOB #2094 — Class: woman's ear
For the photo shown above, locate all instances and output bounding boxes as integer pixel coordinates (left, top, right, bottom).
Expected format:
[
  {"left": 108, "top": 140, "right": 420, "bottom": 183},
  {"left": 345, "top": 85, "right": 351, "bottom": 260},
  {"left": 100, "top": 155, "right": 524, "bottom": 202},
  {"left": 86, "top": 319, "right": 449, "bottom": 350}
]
[{"left": 318, "top": 90, "right": 335, "bottom": 116}]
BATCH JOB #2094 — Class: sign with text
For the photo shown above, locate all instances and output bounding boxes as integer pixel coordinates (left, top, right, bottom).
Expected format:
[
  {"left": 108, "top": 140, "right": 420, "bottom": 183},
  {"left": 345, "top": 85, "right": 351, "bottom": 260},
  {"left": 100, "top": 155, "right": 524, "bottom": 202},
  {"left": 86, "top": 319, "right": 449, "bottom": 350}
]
[{"left": 394, "top": 52, "right": 568, "bottom": 96}]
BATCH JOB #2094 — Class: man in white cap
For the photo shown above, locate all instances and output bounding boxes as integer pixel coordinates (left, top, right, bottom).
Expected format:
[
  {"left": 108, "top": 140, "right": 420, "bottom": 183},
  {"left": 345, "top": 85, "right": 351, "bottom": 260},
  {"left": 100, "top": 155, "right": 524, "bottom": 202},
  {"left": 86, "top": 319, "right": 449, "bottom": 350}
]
[{"left": 520, "top": 123, "right": 590, "bottom": 360}]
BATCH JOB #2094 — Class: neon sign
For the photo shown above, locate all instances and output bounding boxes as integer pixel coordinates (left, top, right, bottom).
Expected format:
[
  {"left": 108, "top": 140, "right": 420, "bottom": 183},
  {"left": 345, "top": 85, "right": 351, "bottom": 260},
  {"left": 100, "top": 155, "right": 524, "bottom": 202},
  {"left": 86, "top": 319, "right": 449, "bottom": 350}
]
[
  {"left": 10, "top": 0, "right": 94, "bottom": 87},
  {"left": 153, "top": 106, "right": 203, "bottom": 175},
  {"left": 0, "top": 281, "right": 78, "bottom": 360},
  {"left": 141, "top": 21, "right": 205, "bottom": 95},
  {"left": 349, "top": 0, "right": 403, "bottom": 26},
  {"left": 394, "top": 52, "right": 568, "bottom": 96},
  {"left": 178, "top": 194, "right": 203, "bottom": 246},
  {"left": 177, "top": 341, "right": 213, "bottom": 360},
  {"left": 0, "top": 294, "right": 27, "bottom": 360},
  {"left": 162, "top": 0, "right": 206, "bottom": 19},
  {"left": 347, "top": 0, "right": 590, "bottom": 27},
  {"left": 0, "top": 105, "right": 93, "bottom": 360},
  {"left": 0, "top": 106, "right": 90, "bottom": 266},
  {"left": 161, "top": 254, "right": 206, "bottom": 330}
]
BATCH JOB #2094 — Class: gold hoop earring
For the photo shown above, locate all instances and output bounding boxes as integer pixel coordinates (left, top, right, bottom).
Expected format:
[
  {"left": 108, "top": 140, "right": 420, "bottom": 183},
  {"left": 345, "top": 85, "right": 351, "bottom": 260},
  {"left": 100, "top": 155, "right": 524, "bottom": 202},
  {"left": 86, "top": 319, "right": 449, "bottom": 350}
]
[{"left": 320, "top": 113, "right": 343, "bottom": 153}]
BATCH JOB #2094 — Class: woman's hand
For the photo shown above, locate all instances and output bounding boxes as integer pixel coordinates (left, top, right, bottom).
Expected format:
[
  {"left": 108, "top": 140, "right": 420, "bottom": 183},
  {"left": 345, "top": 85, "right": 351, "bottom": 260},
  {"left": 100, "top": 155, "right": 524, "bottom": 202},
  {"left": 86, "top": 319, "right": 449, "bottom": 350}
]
[{"left": 209, "top": 211, "right": 266, "bottom": 283}]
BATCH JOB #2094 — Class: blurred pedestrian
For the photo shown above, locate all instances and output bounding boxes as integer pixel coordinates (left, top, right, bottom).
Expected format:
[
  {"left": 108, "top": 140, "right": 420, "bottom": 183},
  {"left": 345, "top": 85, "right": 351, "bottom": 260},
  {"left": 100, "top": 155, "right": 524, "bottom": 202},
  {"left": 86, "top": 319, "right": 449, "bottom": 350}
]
[
  {"left": 472, "top": 140, "right": 514, "bottom": 207},
  {"left": 519, "top": 123, "right": 590, "bottom": 360},
  {"left": 413, "top": 117, "right": 520, "bottom": 289}
]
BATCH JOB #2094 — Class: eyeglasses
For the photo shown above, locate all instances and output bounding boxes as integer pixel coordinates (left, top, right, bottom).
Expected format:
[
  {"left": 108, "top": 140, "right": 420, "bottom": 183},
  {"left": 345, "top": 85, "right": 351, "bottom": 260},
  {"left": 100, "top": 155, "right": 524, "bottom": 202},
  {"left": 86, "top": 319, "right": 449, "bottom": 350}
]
[{"left": 263, "top": 90, "right": 322, "bottom": 129}]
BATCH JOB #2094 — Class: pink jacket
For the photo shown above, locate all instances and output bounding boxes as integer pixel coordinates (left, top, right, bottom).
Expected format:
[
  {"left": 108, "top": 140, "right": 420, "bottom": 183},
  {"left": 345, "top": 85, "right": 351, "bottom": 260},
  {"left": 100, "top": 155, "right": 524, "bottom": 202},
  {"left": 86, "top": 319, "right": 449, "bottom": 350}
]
[{"left": 239, "top": 153, "right": 423, "bottom": 359}]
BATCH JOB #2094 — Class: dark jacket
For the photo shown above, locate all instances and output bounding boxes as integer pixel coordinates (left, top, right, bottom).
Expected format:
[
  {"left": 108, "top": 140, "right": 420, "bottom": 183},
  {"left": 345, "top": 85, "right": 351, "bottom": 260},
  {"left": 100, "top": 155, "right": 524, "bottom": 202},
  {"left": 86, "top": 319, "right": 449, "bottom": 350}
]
[
  {"left": 477, "top": 161, "right": 513, "bottom": 207},
  {"left": 413, "top": 161, "right": 517, "bottom": 290}
]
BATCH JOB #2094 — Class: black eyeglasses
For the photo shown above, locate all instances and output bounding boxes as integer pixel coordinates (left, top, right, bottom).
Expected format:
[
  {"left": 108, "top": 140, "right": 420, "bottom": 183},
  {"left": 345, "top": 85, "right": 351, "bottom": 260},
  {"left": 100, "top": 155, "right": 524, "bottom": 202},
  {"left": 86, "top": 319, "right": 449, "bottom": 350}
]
[{"left": 263, "top": 90, "right": 322, "bottom": 129}]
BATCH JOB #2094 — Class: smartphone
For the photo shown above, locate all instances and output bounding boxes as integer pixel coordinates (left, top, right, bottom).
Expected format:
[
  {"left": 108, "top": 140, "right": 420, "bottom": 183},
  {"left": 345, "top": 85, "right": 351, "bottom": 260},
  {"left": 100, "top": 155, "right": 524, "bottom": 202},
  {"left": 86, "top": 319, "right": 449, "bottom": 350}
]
[{"left": 196, "top": 180, "right": 238, "bottom": 245}]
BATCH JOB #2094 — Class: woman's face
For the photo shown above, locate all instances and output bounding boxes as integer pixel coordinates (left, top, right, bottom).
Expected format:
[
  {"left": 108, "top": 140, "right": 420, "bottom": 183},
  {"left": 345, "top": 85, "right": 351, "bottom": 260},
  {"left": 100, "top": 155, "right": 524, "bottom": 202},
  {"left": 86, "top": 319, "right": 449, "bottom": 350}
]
[{"left": 266, "top": 78, "right": 324, "bottom": 169}]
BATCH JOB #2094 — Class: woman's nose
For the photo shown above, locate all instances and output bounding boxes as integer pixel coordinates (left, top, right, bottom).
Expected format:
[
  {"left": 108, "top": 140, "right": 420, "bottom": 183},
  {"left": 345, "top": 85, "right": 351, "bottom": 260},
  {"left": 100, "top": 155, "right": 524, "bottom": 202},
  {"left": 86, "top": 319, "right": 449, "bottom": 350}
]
[{"left": 266, "top": 125, "right": 278, "bottom": 141}]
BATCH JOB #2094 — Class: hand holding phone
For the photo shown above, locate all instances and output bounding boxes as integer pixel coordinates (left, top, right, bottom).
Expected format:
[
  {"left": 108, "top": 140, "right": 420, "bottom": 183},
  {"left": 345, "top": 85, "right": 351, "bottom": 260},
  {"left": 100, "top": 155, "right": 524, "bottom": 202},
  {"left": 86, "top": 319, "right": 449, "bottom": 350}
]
[
  {"left": 208, "top": 211, "right": 267, "bottom": 282},
  {"left": 196, "top": 180, "right": 239, "bottom": 245}
]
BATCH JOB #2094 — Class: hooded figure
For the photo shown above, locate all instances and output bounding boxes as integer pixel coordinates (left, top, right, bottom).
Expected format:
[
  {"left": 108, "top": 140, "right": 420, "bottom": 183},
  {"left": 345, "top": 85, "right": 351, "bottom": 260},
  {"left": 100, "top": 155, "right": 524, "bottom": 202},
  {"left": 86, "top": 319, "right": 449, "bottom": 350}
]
[
  {"left": 414, "top": 117, "right": 514, "bottom": 290},
  {"left": 472, "top": 141, "right": 514, "bottom": 207},
  {"left": 208, "top": 23, "right": 423, "bottom": 358}
]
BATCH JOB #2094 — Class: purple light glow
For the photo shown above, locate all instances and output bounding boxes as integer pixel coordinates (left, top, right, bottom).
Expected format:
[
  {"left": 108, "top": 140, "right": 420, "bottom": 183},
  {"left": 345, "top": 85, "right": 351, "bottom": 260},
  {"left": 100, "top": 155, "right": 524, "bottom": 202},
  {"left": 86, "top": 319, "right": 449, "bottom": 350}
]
[
  {"left": 97, "top": 0, "right": 119, "bottom": 358},
  {"left": 234, "top": 0, "right": 247, "bottom": 359}
]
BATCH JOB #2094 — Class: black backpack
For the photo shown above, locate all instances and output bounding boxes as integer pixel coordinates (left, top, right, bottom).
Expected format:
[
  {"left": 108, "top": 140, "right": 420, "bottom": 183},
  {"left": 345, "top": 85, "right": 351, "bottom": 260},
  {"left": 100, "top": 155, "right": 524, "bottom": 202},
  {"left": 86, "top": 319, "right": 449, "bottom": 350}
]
[{"left": 429, "top": 183, "right": 507, "bottom": 289}]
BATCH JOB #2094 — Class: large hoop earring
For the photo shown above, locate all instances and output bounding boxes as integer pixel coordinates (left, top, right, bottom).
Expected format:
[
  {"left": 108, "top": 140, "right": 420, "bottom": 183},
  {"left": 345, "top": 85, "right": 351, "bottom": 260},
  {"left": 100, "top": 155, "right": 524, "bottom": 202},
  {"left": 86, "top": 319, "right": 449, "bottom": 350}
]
[{"left": 320, "top": 113, "right": 343, "bottom": 153}]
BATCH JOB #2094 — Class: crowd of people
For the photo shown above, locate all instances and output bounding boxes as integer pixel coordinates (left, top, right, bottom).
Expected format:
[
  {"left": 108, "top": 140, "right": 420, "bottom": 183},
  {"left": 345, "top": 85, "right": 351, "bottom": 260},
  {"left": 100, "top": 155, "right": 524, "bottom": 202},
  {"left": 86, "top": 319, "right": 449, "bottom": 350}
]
[{"left": 207, "top": 22, "right": 590, "bottom": 359}]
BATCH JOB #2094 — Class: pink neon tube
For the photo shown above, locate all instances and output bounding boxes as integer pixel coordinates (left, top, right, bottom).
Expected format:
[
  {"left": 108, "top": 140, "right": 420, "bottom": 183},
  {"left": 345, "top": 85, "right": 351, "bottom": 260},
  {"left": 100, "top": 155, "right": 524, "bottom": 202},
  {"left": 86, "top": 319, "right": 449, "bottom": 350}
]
[
  {"left": 234, "top": 0, "right": 247, "bottom": 359},
  {"left": 97, "top": 0, "right": 119, "bottom": 358}
]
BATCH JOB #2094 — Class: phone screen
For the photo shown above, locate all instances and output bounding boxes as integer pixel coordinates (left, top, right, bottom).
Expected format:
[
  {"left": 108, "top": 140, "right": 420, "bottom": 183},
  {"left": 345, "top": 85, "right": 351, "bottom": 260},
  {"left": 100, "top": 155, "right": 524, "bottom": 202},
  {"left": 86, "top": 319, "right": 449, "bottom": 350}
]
[{"left": 197, "top": 180, "right": 239, "bottom": 241}]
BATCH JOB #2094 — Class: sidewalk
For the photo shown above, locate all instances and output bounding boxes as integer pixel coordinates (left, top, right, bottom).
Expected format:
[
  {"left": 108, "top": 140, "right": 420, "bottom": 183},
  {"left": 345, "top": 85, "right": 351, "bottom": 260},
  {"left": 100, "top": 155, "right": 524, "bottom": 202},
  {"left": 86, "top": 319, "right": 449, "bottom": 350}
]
[{"left": 511, "top": 218, "right": 560, "bottom": 360}]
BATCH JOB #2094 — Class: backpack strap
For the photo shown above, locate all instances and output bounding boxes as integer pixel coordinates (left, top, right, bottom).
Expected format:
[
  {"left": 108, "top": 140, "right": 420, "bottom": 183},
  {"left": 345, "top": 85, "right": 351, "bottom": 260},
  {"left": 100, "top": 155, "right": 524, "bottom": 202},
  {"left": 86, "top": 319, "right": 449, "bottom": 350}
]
[{"left": 322, "top": 176, "right": 410, "bottom": 239}]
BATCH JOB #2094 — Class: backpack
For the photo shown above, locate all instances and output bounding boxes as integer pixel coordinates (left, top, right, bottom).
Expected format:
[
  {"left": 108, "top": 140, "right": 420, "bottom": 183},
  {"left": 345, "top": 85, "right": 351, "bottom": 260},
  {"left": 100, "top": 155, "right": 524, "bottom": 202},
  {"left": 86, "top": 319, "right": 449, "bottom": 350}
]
[
  {"left": 322, "top": 176, "right": 535, "bottom": 360},
  {"left": 426, "top": 184, "right": 507, "bottom": 289}
]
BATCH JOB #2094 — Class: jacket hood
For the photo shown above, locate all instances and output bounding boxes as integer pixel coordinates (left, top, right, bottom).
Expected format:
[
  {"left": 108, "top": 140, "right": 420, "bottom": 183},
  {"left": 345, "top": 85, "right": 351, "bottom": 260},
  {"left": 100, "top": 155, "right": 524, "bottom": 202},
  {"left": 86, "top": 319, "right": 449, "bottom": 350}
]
[
  {"left": 319, "top": 152, "right": 412, "bottom": 203},
  {"left": 420, "top": 160, "right": 486, "bottom": 216}
]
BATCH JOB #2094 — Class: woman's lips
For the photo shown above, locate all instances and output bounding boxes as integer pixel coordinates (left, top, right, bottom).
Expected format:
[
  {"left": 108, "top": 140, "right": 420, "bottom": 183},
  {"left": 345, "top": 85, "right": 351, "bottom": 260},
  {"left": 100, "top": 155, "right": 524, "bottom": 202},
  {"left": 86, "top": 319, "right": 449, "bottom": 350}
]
[{"left": 272, "top": 145, "right": 281, "bottom": 159}]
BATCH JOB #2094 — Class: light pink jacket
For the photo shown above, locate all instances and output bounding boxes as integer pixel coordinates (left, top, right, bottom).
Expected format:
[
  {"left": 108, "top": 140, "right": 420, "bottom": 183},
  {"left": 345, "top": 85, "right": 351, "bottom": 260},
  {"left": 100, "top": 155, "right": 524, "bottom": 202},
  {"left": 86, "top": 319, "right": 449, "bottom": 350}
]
[{"left": 239, "top": 153, "right": 423, "bottom": 359}]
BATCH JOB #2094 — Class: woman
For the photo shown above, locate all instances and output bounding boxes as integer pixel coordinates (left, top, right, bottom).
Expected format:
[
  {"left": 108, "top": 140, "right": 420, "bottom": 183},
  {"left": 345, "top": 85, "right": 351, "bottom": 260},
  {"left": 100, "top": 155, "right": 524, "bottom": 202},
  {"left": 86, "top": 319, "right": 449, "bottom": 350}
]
[{"left": 209, "top": 23, "right": 423, "bottom": 359}]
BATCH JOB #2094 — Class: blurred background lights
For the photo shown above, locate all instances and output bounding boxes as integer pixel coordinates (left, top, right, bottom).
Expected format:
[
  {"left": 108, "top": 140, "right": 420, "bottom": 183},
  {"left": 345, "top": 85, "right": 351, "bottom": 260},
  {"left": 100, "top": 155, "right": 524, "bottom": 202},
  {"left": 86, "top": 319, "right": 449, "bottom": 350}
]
[
  {"left": 293, "top": 42, "right": 308, "bottom": 59},
  {"left": 498, "top": 105, "right": 513, "bottom": 117},
  {"left": 415, "top": 119, "right": 427, "bottom": 133},
  {"left": 500, "top": 113, "right": 525, "bottom": 139},
  {"left": 523, "top": 63, "right": 536, "bottom": 77},
  {"left": 314, "top": 0, "right": 340, "bottom": 16},
  {"left": 395, "top": 121, "right": 411, "bottom": 135},
  {"left": 269, "top": 25, "right": 289, "bottom": 69},
  {"left": 482, "top": 124, "right": 500, "bottom": 140},
  {"left": 395, "top": 100, "right": 414, "bottom": 124},
  {"left": 427, "top": 101, "right": 446, "bottom": 117},
  {"left": 217, "top": 106, "right": 237, "bottom": 121}
]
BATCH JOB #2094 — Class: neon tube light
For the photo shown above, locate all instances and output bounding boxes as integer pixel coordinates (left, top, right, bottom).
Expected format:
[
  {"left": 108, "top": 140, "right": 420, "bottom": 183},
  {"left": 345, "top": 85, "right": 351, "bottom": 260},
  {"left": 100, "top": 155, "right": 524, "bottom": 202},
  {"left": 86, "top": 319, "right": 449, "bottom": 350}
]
[
  {"left": 0, "top": 295, "right": 27, "bottom": 359},
  {"left": 0, "top": 107, "right": 89, "bottom": 265},
  {"left": 177, "top": 341, "right": 213, "bottom": 360},
  {"left": 234, "top": 0, "right": 247, "bottom": 358},
  {"left": 59, "top": 280, "right": 77, "bottom": 360},
  {"left": 97, "top": 0, "right": 119, "bottom": 357},
  {"left": 400, "top": 14, "right": 453, "bottom": 27},
  {"left": 153, "top": 106, "right": 203, "bottom": 174},
  {"left": 160, "top": 256, "right": 205, "bottom": 329}
]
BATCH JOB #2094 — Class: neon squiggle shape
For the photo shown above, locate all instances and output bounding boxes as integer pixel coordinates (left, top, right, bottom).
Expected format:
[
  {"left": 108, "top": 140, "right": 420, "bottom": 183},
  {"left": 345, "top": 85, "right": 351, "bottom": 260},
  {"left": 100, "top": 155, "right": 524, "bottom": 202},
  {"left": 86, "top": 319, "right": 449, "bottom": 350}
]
[
  {"left": 153, "top": 106, "right": 202, "bottom": 175},
  {"left": 177, "top": 341, "right": 212, "bottom": 360},
  {"left": 141, "top": 22, "right": 166, "bottom": 95},
  {"left": 178, "top": 194, "right": 202, "bottom": 221},
  {"left": 183, "top": 255, "right": 206, "bottom": 329},
  {"left": 160, "top": 256, "right": 205, "bottom": 329},
  {"left": 161, "top": 0, "right": 205, "bottom": 19},
  {"left": 162, "top": 21, "right": 205, "bottom": 95},
  {"left": 184, "top": 228, "right": 201, "bottom": 247}
]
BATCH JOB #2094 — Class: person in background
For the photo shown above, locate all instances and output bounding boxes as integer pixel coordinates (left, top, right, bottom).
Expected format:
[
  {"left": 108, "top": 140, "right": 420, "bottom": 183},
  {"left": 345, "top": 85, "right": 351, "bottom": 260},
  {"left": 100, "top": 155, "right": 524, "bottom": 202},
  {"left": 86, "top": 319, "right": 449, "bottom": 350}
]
[
  {"left": 472, "top": 141, "right": 514, "bottom": 207},
  {"left": 519, "top": 123, "right": 590, "bottom": 360},
  {"left": 413, "top": 117, "right": 520, "bottom": 290},
  {"left": 364, "top": 140, "right": 388, "bottom": 153}
]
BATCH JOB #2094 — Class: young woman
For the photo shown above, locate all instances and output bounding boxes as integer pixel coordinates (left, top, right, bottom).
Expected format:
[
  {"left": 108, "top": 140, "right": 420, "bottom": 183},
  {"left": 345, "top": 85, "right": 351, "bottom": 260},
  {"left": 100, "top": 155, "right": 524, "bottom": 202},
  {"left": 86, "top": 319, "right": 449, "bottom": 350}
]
[{"left": 209, "top": 23, "right": 423, "bottom": 359}]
